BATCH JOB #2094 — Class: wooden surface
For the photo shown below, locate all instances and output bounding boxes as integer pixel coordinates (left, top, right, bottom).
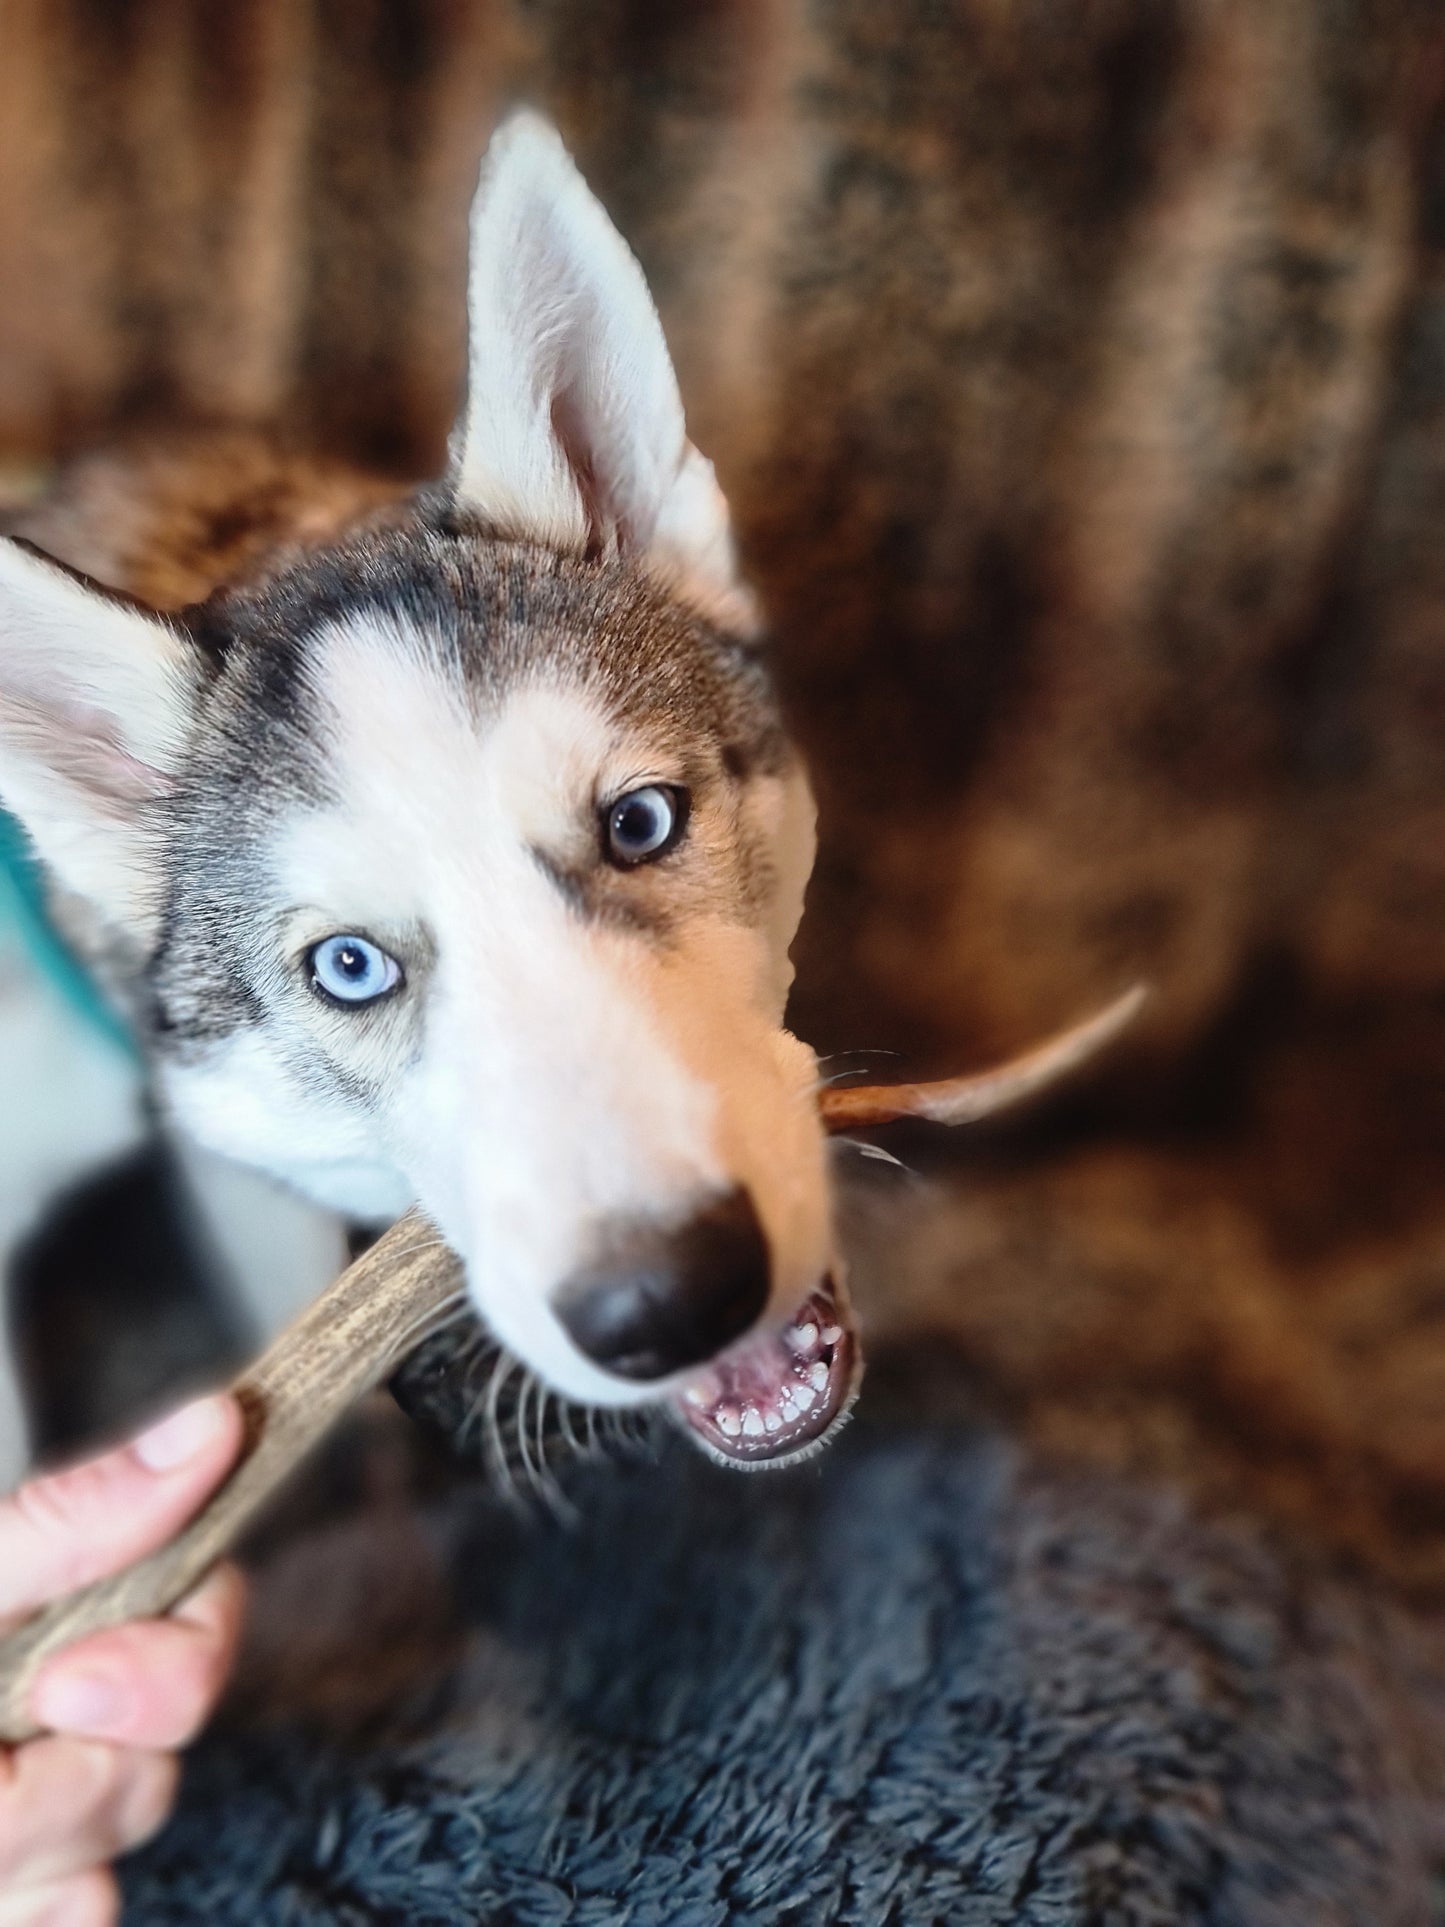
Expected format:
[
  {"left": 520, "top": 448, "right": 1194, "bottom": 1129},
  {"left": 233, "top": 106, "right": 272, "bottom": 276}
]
[{"left": 0, "top": 1210, "right": 462, "bottom": 1744}]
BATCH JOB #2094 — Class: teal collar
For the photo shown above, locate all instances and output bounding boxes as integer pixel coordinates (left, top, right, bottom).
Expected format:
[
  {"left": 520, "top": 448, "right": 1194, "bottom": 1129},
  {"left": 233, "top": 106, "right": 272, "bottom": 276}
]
[{"left": 0, "top": 809, "right": 140, "bottom": 1061}]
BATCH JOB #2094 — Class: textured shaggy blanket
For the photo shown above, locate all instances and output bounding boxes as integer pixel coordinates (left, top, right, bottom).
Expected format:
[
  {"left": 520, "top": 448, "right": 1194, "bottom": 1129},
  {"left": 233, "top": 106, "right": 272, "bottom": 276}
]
[
  {"left": 4, "top": 7, "right": 1443, "bottom": 1917},
  {"left": 120, "top": 1374, "right": 1438, "bottom": 1927},
  {"left": 12, "top": 1147, "right": 1440, "bottom": 1925}
]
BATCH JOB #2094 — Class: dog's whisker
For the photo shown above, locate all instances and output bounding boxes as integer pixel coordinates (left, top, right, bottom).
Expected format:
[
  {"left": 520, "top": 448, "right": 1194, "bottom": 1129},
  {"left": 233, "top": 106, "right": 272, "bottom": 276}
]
[
  {"left": 599, "top": 1408, "right": 642, "bottom": 1455},
  {"left": 524, "top": 1376, "right": 545, "bottom": 1496},
  {"left": 514, "top": 1374, "right": 544, "bottom": 1500},
  {"left": 366, "top": 1234, "right": 451, "bottom": 1269},
  {"left": 522, "top": 1377, "right": 560, "bottom": 1508},
  {"left": 483, "top": 1356, "right": 522, "bottom": 1505},
  {"left": 535, "top": 1390, "right": 578, "bottom": 1522},
  {"left": 558, "top": 1398, "right": 584, "bottom": 1459},
  {"left": 388, "top": 1291, "right": 471, "bottom": 1359},
  {"left": 814, "top": 1049, "right": 903, "bottom": 1086},
  {"left": 386, "top": 1275, "right": 653, "bottom": 1507},
  {"left": 456, "top": 1347, "right": 497, "bottom": 1453},
  {"left": 830, "top": 1136, "right": 915, "bottom": 1173}
]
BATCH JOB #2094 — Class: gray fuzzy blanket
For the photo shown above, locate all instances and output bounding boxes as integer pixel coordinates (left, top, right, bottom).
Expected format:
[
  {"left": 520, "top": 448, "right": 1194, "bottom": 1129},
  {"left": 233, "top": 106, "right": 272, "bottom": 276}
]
[{"left": 122, "top": 1378, "right": 1438, "bottom": 1926}]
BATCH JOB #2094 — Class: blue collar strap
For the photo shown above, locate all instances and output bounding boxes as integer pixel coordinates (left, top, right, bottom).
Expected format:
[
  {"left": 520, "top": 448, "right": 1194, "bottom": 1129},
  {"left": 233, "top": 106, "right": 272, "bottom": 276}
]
[{"left": 0, "top": 809, "right": 140, "bottom": 1061}]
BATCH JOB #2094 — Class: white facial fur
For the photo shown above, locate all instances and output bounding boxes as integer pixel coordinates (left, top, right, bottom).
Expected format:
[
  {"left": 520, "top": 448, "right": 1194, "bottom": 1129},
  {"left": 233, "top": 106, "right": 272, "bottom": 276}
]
[
  {"left": 159, "top": 613, "right": 828, "bottom": 1404},
  {"left": 0, "top": 112, "right": 826, "bottom": 1410}
]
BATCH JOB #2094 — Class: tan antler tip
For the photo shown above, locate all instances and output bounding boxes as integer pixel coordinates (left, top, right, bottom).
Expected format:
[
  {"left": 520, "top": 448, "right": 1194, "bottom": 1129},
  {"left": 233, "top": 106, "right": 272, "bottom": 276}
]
[{"left": 818, "top": 982, "right": 1150, "bottom": 1132}]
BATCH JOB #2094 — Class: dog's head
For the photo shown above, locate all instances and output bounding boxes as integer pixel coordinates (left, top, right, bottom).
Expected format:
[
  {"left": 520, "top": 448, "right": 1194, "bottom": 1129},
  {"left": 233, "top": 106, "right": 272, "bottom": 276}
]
[{"left": 0, "top": 115, "right": 857, "bottom": 1465}]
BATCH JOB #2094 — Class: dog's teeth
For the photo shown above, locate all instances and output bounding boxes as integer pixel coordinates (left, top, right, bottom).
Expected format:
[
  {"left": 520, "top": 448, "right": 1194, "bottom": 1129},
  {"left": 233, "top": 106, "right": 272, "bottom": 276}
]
[
  {"left": 717, "top": 1409, "right": 741, "bottom": 1438},
  {"left": 763, "top": 1409, "right": 782, "bottom": 1433},
  {"left": 809, "top": 1362, "right": 829, "bottom": 1391},
  {"left": 822, "top": 1325, "right": 843, "bottom": 1346},
  {"left": 789, "top": 1322, "right": 819, "bottom": 1352},
  {"left": 779, "top": 1385, "right": 800, "bottom": 1413},
  {"left": 684, "top": 1385, "right": 708, "bottom": 1408},
  {"left": 794, "top": 1383, "right": 818, "bottom": 1412},
  {"left": 742, "top": 1407, "right": 765, "bottom": 1437}
]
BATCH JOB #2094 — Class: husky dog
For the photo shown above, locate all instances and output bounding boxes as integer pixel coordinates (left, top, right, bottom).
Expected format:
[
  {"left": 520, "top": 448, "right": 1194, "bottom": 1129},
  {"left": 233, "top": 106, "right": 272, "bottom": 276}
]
[{"left": 0, "top": 114, "right": 858, "bottom": 1489}]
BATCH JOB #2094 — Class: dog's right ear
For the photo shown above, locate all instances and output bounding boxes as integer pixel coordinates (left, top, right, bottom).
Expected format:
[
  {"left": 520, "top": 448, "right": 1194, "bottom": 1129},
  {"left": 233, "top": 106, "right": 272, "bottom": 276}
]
[
  {"left": 448, "top": 111, "right": 754, "bottom": 630},
  {"left": 0, "top": 539, "right": 201, "bottom": 938}
]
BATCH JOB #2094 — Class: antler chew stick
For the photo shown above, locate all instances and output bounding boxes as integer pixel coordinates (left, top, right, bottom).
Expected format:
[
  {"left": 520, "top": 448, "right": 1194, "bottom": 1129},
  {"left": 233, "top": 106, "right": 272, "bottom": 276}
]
[
  {"left": 0, "top": 1211, "right": 463, "bottom": 1744},
  {"left": 0, "top": 985, "right": 1142, "bottom": 1745},
  {"left": 817, "top": 984, "right": 1148, "bottom": 1130}
]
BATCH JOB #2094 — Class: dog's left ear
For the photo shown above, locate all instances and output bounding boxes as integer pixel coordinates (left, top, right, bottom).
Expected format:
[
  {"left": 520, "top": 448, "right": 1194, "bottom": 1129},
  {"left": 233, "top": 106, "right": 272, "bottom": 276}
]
[
  {"left": 448, "top": 111, "right": 753, "bottom": 630},
  {"left": 0, "top": 539, "right": 201, "bottom": 937}
]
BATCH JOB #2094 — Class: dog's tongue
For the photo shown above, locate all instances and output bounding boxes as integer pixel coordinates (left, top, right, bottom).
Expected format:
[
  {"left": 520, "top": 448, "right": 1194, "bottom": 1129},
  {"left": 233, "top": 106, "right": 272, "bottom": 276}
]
[{"left": 671, "top": 1276, "right": 860, "bottom": 1467}]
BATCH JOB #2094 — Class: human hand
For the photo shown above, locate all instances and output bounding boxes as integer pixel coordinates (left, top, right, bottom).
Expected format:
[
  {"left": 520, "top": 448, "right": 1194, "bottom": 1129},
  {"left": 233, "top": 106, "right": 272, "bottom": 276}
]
[{"left": 0, "top": 1395, "right": 245, "bottom": 1924}]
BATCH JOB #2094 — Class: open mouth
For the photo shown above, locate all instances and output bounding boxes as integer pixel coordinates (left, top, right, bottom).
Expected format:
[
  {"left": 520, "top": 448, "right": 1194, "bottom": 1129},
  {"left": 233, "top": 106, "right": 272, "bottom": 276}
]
[
  {"left": 671, "top": 1274, "right": 861, "bottom": 1468},
  {"left": 394, "top": 1273, "right": 862, "bottom": 1485}
]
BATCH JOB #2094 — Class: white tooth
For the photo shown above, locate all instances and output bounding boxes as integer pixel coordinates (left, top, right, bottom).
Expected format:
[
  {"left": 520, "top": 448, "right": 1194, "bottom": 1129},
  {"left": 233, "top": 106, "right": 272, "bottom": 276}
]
[
  {"left": 809, "top": 1362, "right": 829, "bottom": 1390},
  {"left": 790, "top": 1322, "right": 819, "bottom": 1351},
  {"left": 742, "top": 1407, "right": 765, "bottom": 1437},
  {"left": 717, "top": 1410, "right": 741, "bottom": 1438},
  {"left": 685, "top": 1385, "right": 708, "bottom": 1408},
  {"left": 779, "top": 1386, "right": 800, "bottom": 1413},
  {"left": 763, "top": 1409, "right": 782, "bottom": 1433},
  {"left": 822, "top": 1325, "right": 843, "bottom": 1345},
  {"left": 794, "top": 1383, "right": 818, "bottom": 1412}
]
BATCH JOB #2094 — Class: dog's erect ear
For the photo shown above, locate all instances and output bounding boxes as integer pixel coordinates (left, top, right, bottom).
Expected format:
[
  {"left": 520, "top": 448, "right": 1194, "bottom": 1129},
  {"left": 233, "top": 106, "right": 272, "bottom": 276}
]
[
  {"left": 449, "top": 111, "right": 753, "bottom": 629},
  {"left": 0, "top": 539, "right": 201, "bottom": 935}
]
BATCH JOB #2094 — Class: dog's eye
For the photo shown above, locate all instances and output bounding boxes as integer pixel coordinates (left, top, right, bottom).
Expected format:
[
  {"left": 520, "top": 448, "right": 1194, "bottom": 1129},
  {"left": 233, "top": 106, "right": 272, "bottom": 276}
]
[
  {"left": 307, "top": 934, "right": 402, "bottom": 1007},
  {"left": 604, "top": 784, "right": 689, "bottom": 867}
]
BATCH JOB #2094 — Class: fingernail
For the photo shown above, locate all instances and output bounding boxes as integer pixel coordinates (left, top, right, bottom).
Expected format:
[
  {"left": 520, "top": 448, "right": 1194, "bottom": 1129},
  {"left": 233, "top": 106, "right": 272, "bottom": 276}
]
[
  {"left": 33, "top": 1666, "right": 132, "bottom": 1735},
  {"left": 132, "top": 1395, "right": 229, "bottom": 1472}
]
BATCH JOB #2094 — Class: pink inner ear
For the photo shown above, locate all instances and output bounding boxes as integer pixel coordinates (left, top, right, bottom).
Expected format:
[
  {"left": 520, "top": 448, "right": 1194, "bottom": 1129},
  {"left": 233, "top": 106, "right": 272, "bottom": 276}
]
[
  {"left": 549, "top": 387, "right": 610, "bottom": 556},
  {"left": 549, "top": 376, "right": 656, "bottom": 560},
  {"left": 0, "top": 688, "right": 171, "bottom": 815}
]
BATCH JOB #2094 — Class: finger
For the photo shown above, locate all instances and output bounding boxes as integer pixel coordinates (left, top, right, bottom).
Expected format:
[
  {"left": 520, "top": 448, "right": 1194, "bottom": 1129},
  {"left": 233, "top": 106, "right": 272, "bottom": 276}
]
[
  {"left": 0, "top": 1870, "right": 119, "bottom": 1927},
  {"left": 28, "top": 1566, "right": 247, "bottom": 1750},
  {"left": 0, "top": 1738, "right": 175, "bottom": 1888},
  {"left": 0, "top": 1397, "right": 243, "bottom": 1621}
]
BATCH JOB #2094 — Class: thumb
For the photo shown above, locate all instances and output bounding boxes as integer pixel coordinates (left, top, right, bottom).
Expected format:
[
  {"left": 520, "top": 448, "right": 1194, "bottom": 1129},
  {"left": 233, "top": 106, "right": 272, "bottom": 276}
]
[{"left": 0, "top": 1395, "right": 243, "bottom": 1625}]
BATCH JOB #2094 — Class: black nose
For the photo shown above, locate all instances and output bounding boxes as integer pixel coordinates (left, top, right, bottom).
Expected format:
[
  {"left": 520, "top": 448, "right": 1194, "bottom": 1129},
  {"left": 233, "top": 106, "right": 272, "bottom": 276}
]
[{"left": 555, "top": 1186, "right": 770, "bottom": 1381}]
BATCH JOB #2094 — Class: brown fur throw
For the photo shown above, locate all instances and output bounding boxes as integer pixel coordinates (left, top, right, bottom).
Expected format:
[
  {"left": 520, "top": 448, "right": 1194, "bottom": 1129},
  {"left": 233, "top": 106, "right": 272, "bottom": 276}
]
[{"left": 1, "top": 1, "right": 1443, "bottom": 1912}]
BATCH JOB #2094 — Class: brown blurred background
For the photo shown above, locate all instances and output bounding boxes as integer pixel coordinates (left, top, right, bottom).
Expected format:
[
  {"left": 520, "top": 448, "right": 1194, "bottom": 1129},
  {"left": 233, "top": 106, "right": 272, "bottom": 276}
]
[{"left": 2, "top": 0, "right": 1444, "bottom": 1590}]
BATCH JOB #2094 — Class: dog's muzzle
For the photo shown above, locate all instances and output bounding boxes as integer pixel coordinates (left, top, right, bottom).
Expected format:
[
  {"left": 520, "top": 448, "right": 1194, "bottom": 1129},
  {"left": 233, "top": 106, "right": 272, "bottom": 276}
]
[{"left": 554, "top": 1186, "right": 770, "bottom": 1381}]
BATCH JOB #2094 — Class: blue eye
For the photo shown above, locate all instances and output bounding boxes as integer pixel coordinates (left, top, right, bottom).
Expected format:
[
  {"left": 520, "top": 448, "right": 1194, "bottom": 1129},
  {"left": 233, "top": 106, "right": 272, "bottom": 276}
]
[
  {"left": 604, "top": 784, "right": 688, "bottom": 867},
  {"left": 307, "top": 934, "right": 402, "bottom": 1007}
]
